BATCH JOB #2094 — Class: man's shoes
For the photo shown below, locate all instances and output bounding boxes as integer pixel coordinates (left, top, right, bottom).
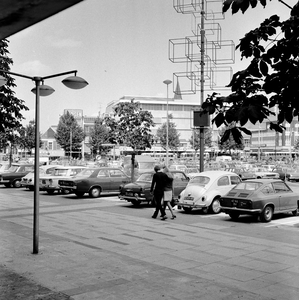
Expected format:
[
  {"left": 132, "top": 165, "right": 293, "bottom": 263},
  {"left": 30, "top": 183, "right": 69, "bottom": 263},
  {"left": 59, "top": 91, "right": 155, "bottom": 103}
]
[
  {"left": 161, "top": 216, "right": 168, "bottom": 220},
  {"left": 171, "top": 215, "right": 176, "bottom": 219},
  {"left": 152, "top": 215, "right": 157, "bottom": 219}
]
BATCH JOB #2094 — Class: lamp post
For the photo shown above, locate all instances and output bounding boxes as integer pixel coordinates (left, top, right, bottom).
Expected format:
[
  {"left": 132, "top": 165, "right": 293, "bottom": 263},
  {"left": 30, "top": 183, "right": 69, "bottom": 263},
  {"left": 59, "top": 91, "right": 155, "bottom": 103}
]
[
  {"left": 163, "top": 79, "right": 172, "bottom": 167},
  {"left": 0, "top": 69, "right": 88, "bottom": 254}
]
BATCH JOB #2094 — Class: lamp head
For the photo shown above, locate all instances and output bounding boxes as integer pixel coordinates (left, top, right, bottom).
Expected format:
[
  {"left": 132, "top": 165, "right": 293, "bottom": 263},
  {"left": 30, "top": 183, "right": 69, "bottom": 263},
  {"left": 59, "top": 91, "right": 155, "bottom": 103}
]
[
  {"left": 163, "top": 79, "right": 172, "bottom": 85},
  {"left": 31, "top": 85, "right": 55, "bottom": 96},
  {"left": 62, "top": 76, "right": 88, "bottom": 89}
]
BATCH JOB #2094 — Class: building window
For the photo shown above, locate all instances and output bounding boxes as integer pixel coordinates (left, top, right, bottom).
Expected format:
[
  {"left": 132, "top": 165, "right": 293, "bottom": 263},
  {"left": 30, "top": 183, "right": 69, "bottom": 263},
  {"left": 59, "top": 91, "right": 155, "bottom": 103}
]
[{"left": 48, "top": 142, "right": 53, "bottom": 150}]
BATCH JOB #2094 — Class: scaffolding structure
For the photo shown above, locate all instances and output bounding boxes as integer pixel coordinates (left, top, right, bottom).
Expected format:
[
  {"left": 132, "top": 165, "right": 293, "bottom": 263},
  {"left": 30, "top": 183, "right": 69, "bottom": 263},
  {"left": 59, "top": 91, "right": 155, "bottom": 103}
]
[{"left": 171, "top": 0, "right": 235, "bottom": 96}]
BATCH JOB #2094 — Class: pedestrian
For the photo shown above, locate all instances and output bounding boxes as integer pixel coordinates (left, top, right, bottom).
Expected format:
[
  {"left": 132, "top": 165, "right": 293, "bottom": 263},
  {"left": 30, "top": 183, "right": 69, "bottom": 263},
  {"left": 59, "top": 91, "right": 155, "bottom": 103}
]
[
  {"left": 163, "top": 166, "right": 176, "bottom": 219},
  {"left": 150, "top": 165, "right": 168, "bottom": 220}
]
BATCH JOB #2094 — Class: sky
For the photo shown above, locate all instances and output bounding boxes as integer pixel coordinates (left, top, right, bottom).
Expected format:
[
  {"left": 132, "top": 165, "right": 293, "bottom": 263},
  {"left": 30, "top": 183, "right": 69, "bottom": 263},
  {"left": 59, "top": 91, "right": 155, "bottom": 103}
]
[{"left": 6, "top": 0, "right": 297, "bottom": 132}]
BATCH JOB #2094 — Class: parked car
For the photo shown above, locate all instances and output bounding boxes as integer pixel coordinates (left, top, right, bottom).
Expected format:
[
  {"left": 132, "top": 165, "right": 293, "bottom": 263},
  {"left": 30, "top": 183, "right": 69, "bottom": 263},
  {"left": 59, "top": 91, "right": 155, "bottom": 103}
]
[
  {"left": 20, "top": 165, "right": 59, "bottom": 191},
  {"left": 224, "top": 167, "right": 256, "bottom": 180},
  {"left": 119, "top": 170, "right": 189, "bottom": 206},
  {"left": 252, "top": 167, "right": 280, "bottom": 179},
  {"left": 58, "top": 167, "right": 130, "bottom": 198},
  {"left": 177, "top": 171, "right": 241, "bottom": 214},
  {"left": 169, "top": 164, "right": 188, "bottom": 172},
  {"left": 39, "top": 166, "right": 86, "bottom": 194},
  {"left": 220, "top": 179, "right": 299, "bottom": 222},
  {"left": 0, "top": 163, "right": 35, "bottom": 188},
  {"left": 288, "top": 168, "right": 299, "bottom": 182},
  {"left": 185, "top": 167, "right": 200, "bottom": 179},
  {"left": 0, "top": 162, "right": 10, "bottom": 174},
  {"left": 271, "top": 167, "right": 290, "bottom": 181}
]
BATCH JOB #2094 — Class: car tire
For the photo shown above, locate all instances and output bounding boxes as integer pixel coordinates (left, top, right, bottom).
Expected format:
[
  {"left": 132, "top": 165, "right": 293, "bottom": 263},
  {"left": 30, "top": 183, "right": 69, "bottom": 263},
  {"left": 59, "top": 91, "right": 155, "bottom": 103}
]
[
  {"left": 61, "top": 189, "right": 70, "bottom": 195},
  {"left": 131, "top": 200, "right": 140, "bottom": 206},
  {"left": 89, "top": 187, "right": 101, "bottom": 198},
  {"left": 47, "top": 190, "right": 55, "bottom": 195},
  {"left": 183, "top": 207, "right": 192, "bottom": 212},
  {"left": 260, "top": 205, "right": 274, "bottom": 222},
  {"left": 28, "top": 186, "right": 34, "bottom": 191},
  {"left": 229, "top": 212, "right": 240, "bottom": 221},
  {"left": 12, "top": 180, "right": 21, "bottom": 188},
  {"left": 209, "top": 198, "right": 221, "bottom": 214},
  {"left": 74, "top": 191, "right": 85, "bottom": 197}
]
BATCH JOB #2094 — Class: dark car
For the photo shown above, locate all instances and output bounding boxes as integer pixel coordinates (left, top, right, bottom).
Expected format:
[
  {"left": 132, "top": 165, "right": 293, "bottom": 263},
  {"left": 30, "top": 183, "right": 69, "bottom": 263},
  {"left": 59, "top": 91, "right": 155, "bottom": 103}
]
[
  {"left": 220, "top": 179, "right": 299, "bottom": 222},
  {"left": 271, "top": 167, "right": 290, "bottom": 181},
  {"left": 58, "top": 167, "right": 130, "bottom": 198},
  {"left": 0, "top": 163, "right": 34, "bottom": 188},
  {"left": 118, "top": 170, "right": 189, "bottom": 206}
]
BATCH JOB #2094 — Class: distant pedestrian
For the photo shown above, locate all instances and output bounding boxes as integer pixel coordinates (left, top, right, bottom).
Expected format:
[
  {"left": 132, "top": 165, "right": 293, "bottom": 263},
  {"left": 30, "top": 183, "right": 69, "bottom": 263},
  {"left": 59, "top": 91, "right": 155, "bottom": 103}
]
[
  {"left": 163, "top": 166, "right": 176, "bottom": 219},
  {"left": 150, "top": 165, "right": 168, "bottom": 220}
]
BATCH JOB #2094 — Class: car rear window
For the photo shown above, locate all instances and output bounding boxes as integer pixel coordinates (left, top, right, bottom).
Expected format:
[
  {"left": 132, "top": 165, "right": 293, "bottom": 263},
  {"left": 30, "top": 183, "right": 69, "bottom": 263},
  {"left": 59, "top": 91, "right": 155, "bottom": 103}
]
[
  {"left": 234, "top": 182, "right": 263, "bottom": 191},
  {"left": 189, "top": 176, "right": 210, "bottom": 185}
]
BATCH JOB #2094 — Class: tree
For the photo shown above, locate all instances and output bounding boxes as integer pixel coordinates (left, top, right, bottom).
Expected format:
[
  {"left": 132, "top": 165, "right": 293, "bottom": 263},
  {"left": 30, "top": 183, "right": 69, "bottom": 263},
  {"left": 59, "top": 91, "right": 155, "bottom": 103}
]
[
  {"left": 18, "top": 120, "right": 42, "bottom": 155},
  {"left": 201, "top": 1, "right": 299, "bottom": 143},
  {"left": 104, "top": 100, "right": 155, "bottom": 180},
  {"left": 55, "top": 112, "right": 85, "bottom": 158},
  {"left": 156, "top": 114, "right": 180, "bottom": 151},
  {"left": 189, "top": 128, "right": 213, "bottom": 153},
  {"left": 0, "top": 39, "right": 29, "bottom": 134},
  {"left": 218, "top": 124, "right": 245, "bottom": 153},
  {"left": 88, "top": 116, "right": 110, "bottom": 157}
]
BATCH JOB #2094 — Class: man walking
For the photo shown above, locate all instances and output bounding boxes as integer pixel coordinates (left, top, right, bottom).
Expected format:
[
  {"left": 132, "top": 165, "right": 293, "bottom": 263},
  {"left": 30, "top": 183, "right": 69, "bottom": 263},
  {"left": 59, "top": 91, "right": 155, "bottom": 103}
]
[{"left": 150, "top": 165, "right": 168, "bottom": 220}]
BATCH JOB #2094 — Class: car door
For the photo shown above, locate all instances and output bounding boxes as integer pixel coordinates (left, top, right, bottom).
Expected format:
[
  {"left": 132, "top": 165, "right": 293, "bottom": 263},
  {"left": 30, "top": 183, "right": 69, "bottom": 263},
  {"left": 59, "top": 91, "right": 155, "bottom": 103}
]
[
  {"left": 172, "top": 171, "right": 189, "bottom": 198},
  {"left": 216, "top": 175, "right": 235, "bottom": 196},
  {"left": 108, "top": 169, "right": 130, "bottom": 192},
  {"left": 272, "top": 181, "right": 294, "bottom": 211}
]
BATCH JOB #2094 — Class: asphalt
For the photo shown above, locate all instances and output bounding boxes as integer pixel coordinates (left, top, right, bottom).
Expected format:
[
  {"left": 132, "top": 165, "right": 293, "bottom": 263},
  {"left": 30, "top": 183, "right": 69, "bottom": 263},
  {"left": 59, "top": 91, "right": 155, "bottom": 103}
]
[{"left": 1, "top": 189, "right": 299, "bottom": 300}]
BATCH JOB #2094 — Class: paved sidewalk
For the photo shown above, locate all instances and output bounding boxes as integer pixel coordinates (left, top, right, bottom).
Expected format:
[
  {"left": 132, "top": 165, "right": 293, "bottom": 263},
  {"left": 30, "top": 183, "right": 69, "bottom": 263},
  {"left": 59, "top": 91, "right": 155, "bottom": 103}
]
[{"left": 1, "top": 190, "right": 299, "bottom": 300}]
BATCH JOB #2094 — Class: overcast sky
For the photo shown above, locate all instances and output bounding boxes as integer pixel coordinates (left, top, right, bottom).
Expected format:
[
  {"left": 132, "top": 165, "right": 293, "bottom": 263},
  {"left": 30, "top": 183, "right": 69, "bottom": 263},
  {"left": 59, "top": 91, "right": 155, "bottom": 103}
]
[{"left": 6, "top": 0, "right": 296, "bottom": 132}]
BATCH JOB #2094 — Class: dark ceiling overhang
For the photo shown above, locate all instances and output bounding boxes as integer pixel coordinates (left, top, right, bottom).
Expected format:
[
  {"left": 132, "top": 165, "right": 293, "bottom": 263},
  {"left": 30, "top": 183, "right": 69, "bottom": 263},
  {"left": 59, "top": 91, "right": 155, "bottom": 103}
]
[{"left": 0, "top": 0, "right": 85, "bottom": 40}]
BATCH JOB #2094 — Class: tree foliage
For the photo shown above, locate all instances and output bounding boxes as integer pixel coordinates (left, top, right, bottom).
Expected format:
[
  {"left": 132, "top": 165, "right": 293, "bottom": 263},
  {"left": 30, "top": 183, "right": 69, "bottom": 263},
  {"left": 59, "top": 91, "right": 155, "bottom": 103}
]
[
  {"left": 218, "top": 124, "right": 245, "bottom": 152},
  {"left": 156, "top": 114, "right": 180, "bottom": 151},
  {"left": 88, "top": 116, "right": 110, "bottom": 156},
  {"left": 55, "top": 111, "right": 85, "bottom": 157},
  {"left": 189, "top": 127, "right": 213, "bottom": 152},
  {"left": 0, "top": 39, "right": 29, "bottom": 135},
  {"left": 202, "top": 1, "right": 299, "bottom": 143},
  {"left": 18, "top": 120, "right": 42, "bottom": 154},
  {"left": 104, "top": 100, "right": 155, "bottom": 152}
]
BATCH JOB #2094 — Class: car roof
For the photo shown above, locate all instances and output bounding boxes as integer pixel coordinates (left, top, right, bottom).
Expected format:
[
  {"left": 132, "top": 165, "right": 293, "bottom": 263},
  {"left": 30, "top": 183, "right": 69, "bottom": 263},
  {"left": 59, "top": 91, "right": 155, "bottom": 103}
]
[
  {"left": 196, "top": 171, "right": 239, "bottom": 176},
  {"left": 238, "top": 179, "right": 283, "bottom": 183}
]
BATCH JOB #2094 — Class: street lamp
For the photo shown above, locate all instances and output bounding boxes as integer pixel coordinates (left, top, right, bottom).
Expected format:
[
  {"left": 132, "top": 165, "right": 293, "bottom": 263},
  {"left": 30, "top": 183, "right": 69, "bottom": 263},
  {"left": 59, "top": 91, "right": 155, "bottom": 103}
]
[
  {"left": 163, "top": 79, "right": 172, "bottom": 167},
  {"left": 0, "top": 69, "right": 88, "bottom": 254}
]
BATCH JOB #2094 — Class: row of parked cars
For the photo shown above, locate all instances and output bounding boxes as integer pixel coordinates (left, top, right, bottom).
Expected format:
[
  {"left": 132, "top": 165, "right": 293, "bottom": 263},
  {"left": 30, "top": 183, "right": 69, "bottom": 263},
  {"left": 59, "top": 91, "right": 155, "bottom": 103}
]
[{"left": 0, "top": 161, "right": 299, "bottom": 223}]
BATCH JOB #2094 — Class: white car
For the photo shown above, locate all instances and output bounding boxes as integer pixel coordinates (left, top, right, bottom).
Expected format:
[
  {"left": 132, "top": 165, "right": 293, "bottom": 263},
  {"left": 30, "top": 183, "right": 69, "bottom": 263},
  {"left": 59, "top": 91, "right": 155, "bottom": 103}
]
[
  {"left": 177, "top": 171, "right": 241, "bottom": 214},
  {"left": 39, "top": 166, "right": 86, "bottom": 194},
  {"left": 20, "top": 165, "right": 59, "bottom": 191},
  {"left": 253, "top": 167, "right": 280, "bottom": 179}
]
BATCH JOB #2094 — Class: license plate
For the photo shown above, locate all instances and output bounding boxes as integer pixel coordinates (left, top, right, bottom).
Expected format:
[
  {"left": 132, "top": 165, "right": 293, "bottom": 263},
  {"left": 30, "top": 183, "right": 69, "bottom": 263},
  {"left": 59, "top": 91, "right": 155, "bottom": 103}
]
[
  {"left": 126, "top": 192, "right": 134, "bottom": 196},
  {"left": 184, "top": 196, "right": 194, "bottom": 200}
]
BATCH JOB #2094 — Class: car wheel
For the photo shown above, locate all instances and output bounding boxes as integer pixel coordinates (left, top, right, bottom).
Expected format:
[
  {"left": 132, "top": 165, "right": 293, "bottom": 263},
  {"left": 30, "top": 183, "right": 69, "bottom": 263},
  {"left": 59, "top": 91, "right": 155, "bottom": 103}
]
[
  {"left": 209, "top": 198, "right": 221, "bottom": 214},
  {"left": 229, "top": 212, "right": 240, "bottom": 221},
  {"left": 260, "top": 205, "right": 274, "bottom": 222},
  {"left": 74, "top": 191, "right": 85, "bottom": 197},
  {"left": 47, "top": 190, "right": 55, "bottom": 195},
  {"left": 12, "top": 180, "right": 21, "bottom": 188},
  {"left": 61, "top": 189, "right": 70, "bottom": 195},
  {"left": 28, "top": 186, "right": 34, "bottom": 191},
  {"left": 183, "top": 207, "right": 192, "bottom": 212},
  {"left": 131, "top": 200, "right": 141, "bottom": 206},
  {"left": 89, "top": 187, "right": 101, "bottom": 198},
  {"left": 4, "top": 183, "right": 11, "bottom": 188}
]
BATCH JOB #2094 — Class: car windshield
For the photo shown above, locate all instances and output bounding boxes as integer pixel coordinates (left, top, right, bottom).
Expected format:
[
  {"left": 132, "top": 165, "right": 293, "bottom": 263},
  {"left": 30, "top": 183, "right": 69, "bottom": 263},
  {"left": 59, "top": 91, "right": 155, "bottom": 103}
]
[
  {"left": 7, "top": 166, "right": 18, "bottom": 172},
  {"left": 189, "top": 176, "right": 210, "bottom": 186},
  {"left": 139, "top": 162, "right": 155, "bottom": 169},
  {"left": 76, "top": 168, "right": 95, "bottom": 176},
  {"left": 137, "top": 173, "right": 153, "bottom": 182},
  {"left": 233, "top": 182, "right": 263, "bottom": 191}
]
